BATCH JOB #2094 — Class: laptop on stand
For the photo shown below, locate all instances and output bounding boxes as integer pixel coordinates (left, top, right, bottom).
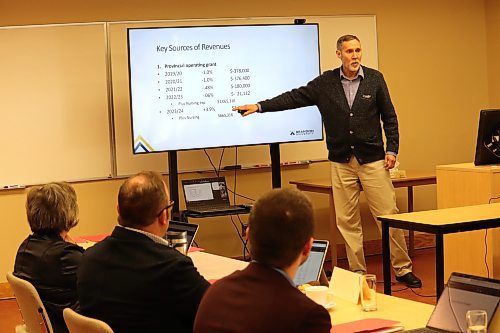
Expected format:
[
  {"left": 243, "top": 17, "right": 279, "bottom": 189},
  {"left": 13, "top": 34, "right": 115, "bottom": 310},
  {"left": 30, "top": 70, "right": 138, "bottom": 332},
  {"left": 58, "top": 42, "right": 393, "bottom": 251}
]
[
  {"left": 403, "top": 272, "right": 500, "bottom": 332},
  {"left": 182, "top": 177, "right": 250, "bottom": 216}
]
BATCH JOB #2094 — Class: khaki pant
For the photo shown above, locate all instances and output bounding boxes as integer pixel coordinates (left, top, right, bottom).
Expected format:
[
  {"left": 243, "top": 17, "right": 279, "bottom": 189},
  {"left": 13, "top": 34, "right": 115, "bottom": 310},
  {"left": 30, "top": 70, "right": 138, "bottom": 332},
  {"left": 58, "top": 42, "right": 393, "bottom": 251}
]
[{"left": 330, "top": 157, "right": 412, "bottom": 277}]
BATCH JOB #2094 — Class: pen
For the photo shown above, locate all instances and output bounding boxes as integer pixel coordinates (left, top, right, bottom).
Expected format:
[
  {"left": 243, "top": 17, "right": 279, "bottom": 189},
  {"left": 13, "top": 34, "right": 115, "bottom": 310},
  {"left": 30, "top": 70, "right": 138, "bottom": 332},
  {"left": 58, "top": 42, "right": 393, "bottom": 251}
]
[{"left": 2, "top": 184, "right": 26, "bottom": 190}]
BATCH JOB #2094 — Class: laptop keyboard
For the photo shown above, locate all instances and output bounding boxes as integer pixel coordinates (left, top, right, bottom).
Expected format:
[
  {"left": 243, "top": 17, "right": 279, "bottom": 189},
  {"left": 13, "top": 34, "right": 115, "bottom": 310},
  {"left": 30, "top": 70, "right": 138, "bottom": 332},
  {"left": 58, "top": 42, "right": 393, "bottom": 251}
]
[{"left": 191, "top": 205, "right": 244, "bottom": 213}]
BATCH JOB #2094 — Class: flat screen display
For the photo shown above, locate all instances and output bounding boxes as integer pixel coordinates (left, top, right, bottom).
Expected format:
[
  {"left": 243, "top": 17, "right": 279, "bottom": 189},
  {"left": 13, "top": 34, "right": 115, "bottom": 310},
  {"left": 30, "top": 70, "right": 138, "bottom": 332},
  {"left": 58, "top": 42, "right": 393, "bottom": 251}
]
[
  {"left": 127, "top": 24, "right": 323, "bottom": 153},
  {"left": 474, "top": 109, "right": 500, "bottom": 166}
]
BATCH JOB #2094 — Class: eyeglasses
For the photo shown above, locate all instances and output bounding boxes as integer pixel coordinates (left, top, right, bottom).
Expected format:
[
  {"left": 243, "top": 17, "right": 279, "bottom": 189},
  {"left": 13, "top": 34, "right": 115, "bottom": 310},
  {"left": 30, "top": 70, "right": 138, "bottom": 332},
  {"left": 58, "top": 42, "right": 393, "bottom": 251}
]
[{"left": 157, "top": 200, "right": 175, "bottom": 217}]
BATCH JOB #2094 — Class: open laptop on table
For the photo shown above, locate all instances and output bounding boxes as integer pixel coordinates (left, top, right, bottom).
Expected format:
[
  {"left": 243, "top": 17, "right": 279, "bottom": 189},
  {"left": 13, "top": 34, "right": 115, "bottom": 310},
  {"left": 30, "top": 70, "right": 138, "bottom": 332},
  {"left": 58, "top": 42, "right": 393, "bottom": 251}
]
[
  {"left": 166, "top": 221, "right": 199, "bottom": 252},
  {"left": 182, "top": 177, "right": 250, "bottom": 216},
  {"left": 403, "top": 272, "right": 500, "bottom": 332}
]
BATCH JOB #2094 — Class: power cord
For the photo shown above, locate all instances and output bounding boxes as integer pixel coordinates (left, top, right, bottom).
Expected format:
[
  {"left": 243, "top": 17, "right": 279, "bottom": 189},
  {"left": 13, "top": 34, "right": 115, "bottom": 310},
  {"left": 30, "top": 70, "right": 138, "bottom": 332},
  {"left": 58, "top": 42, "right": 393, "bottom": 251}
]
[
  {"left": 484, "top": 229, "right": 490, "bottom": 278},
  {"left": 202, "top": 146, "right": 252, "bottom": 259},
  {"left": 376, "top": 281, "right": 436, "bottom": 297},
  {"left": 230, "top": 215, "right": 249, "bottom": 260},
  {"left": 203, "top": 149, "right": 224, "bottom": 177},
  {"left": 408, "top": 288, "right": 436, "bottom": 298}
]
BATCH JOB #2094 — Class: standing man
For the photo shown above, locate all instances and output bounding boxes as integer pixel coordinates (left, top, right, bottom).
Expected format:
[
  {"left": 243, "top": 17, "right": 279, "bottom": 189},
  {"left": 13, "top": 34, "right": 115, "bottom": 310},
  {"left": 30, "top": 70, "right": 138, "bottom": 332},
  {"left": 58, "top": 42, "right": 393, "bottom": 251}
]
[
  {"left": 77, "top": 171, "right": 210, "bottom": 333},
  {"left": 194, "top": 188, "right": 332, "bottom": 333},
  {"left": 233, "top": 35, "right": 421, "bottom": 288}
]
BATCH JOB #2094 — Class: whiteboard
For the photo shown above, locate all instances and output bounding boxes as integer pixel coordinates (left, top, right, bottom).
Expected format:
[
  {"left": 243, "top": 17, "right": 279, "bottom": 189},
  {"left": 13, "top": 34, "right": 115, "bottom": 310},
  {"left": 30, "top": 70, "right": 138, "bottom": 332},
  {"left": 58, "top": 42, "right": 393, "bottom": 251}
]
[
  {"left": 0, "top": 16, "right": 377, "bottom": 185},
  {"left": 109, "top": 15, "right": 378, "bottom": 176},
  {"left": 0, "top": 23, "right": 112, "bottom": 186}
]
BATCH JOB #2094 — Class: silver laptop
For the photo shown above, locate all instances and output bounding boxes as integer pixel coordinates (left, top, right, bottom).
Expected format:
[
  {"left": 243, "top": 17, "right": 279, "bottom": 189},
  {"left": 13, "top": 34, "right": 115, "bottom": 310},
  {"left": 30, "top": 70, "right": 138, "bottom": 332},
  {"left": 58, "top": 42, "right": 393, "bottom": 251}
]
[
  {"left": 166, "top": 221, "right": 199, "bottom": 251},
  {"left": 403, "top": 272, "right": 500, "bottom": 332},
  {"left": 294, "top": 240, "right": 329, "bottom": 286},
  {"left": 182, "top": 177, "right": 248, "bottom": 215}
]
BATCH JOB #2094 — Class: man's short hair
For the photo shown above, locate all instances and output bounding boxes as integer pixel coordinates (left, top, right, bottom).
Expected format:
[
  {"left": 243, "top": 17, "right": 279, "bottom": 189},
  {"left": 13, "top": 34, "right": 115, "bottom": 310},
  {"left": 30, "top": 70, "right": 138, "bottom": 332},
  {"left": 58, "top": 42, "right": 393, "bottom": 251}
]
[
  {"left": 336, "top": 34, "right": 360, "bottom": 50},
  {"left": 118, "top": 171, "right": 168, "bottom": 227},
  {"left": 26, "top": 182, "right": 79, "bottom": 234},
  {"left": 248, "top": 188, "right": 314, "bottom": 269}
]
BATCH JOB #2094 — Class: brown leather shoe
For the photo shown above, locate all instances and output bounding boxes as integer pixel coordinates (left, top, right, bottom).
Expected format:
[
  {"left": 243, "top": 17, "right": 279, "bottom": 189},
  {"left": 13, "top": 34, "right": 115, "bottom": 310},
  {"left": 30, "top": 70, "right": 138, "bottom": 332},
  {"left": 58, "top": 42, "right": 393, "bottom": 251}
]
[{"left": 396, "top": 272, "right": 422, "bottom": 288}]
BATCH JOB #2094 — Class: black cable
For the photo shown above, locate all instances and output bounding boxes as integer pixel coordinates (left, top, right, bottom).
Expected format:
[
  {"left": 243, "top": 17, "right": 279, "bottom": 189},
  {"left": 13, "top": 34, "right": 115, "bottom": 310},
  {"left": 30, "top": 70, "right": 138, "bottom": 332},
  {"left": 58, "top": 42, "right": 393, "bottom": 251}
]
[
  {"left": 375, "top": 280, "right": 436, "bottom": 297},
  {"left": 230, "top": 215, "right": 249, "bottom": 260},
  {"left": 408, "top": 288, "right": 436, "bottom": 298},
  {"left": 203, "top": 149, "right": 220, "bottom": 177},
  {"left": 483, "top": 196, "right": 498, "bottom": 278},
  {"left": 484, "top": 229, "right": 490, "bottom": 278},
  {"left": 489, "top": 196, "right": 500, "bottom": 203},
  {"left": 226, "top": 189, "right": 255, "bottom": 202},
  {"left": 231, "top": 147, "right": 250, "bottom": 259},
  {"left": 202, "top": 146, "right": 251, "bottom": 259},
  {"left": 217, "top": 148, "right": 225, "bottom": 176}
]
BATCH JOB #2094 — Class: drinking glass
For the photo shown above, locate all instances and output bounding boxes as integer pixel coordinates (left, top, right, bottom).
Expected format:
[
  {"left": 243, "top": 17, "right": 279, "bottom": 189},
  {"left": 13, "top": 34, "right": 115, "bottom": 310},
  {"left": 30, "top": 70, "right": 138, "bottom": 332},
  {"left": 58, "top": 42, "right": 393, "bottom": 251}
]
[
  {"left": 360, "top": 274, "right": 377, "bottom": 311},
  {"left": 466, "top": 310, "right": 487, "bottom": 333}
]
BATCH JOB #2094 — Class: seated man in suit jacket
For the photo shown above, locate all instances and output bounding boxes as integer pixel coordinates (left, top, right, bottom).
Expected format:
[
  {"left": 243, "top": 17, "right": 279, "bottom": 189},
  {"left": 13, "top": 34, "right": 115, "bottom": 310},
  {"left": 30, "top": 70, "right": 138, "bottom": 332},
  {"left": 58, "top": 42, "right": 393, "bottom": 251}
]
[
  {"left": 194, "top": 188, "right": 332, "bottom": 333},
  {"left": 77, "top": 171, "right": 210, "bottom": 333}
]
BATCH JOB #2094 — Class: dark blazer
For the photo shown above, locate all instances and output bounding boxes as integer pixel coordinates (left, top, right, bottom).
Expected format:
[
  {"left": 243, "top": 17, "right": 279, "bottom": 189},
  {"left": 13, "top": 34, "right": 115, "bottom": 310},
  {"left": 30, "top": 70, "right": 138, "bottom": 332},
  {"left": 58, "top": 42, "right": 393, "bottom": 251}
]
[
  {"left": 14, "top": 233, "right": 84, "bottom": 333},
  {"left": 259, "top": 66, "right": 399, "bottom": 164},
  {"left": 193, "top": 262, "right": 331, "bottom": 333},
  {"left": 77, "top": 226, "right": 210, "bottom": 333}
]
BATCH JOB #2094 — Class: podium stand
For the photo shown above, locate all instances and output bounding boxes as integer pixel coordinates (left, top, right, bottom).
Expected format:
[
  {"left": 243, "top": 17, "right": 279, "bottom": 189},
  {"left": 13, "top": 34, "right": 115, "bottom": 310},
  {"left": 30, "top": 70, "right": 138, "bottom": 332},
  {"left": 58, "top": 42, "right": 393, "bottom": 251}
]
[{"left": 436, "top": 163, "right": 500, "bottom": 279}]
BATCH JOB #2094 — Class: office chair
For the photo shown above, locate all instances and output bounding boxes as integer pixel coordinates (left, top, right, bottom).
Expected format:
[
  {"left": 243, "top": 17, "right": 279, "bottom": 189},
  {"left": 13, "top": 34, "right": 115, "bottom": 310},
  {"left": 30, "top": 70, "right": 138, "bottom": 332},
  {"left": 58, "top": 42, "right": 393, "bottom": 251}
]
[
  {"left": 63, "top": 308, "right": 114, "bottom": 333},
  {"left": 6, "top": 272, "right": 53, "bottom": 333}
]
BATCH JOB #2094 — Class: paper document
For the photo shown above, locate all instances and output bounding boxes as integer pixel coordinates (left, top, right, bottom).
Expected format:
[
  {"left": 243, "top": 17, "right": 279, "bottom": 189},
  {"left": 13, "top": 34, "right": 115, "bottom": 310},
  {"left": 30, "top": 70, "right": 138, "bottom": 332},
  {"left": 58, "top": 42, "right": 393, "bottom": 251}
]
[{"left": 329, "top": 266, "right": 361, "bottom": 304}]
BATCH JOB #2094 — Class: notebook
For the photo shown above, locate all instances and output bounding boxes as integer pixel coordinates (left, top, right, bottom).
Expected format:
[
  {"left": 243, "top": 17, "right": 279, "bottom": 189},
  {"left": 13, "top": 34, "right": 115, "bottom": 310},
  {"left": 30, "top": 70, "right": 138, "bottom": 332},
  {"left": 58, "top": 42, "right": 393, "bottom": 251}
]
[
  {"left": 166, "top": 221, "right": 199, "bottom": 251},
  {"left": 182, "top": 177, "right": 249, "bottom": 215},
  {"left": 294, "top": 240, "right": 329, "bottom": 286},
  {"left": 403, "top": 272, "right": 500, "bottom": 332}
]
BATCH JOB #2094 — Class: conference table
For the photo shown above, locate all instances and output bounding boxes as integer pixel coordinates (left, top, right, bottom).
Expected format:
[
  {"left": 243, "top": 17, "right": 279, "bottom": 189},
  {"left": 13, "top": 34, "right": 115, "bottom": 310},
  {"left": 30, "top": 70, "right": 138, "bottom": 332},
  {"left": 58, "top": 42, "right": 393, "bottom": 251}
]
[
  {"left": 290, "top": 170, "right": 437, "bottom": 265},
  {"left": 378, "top": 203, "right": 500, "bottom": 298},
  {"left": 189, "top": 251, "right": 434, "bottom": 330},
  {"left": 75, "top": 238, "right": 433, "bottom": 329}
]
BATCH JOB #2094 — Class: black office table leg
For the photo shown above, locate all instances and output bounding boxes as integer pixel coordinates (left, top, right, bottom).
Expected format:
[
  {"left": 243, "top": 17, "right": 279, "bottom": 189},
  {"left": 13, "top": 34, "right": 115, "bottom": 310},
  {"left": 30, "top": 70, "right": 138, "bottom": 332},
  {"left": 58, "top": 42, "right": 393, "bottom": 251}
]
[
  {"left": 435, "top": 233, "right": 445, "bottom": 298},
  {"left": 407, "top": 187, "right": 415, "bottom": 258},
  {"left": 382, "top": 221, "right": 392, "bottom": 295}
]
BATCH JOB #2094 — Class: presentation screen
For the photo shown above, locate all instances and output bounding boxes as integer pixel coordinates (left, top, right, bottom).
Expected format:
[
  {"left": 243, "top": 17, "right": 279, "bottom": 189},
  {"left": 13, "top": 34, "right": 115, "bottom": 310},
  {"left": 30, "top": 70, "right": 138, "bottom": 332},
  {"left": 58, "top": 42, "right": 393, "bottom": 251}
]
[{"left": 127, "top": 24, "right": 323, "bottom": 153}]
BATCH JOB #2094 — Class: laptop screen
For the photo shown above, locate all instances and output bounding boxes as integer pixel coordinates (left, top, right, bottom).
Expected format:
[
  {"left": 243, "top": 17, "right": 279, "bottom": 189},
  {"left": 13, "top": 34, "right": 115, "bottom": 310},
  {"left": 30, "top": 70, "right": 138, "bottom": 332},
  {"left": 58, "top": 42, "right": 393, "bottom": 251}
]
[
  {"left": 182, "top": 177, "right": 230, "bottom": 208},
  {"left": 294, "top": 240, "right": 329, "bottom": 286},
  {"left": 167, "top": 221, "right": 199, "bottom": 250},
  {"left": 426, "top": 272, "right": 500, "bottom": 332}
]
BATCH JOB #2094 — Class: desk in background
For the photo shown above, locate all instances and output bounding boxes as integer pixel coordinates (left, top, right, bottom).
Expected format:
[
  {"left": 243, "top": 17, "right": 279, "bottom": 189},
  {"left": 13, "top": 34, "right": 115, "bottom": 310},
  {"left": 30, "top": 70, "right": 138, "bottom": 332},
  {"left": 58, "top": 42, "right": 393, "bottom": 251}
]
[
  {"left": 437, "top": 163, "right": 500, "bottom": 279},
  {"left": 189, "top": 251, "right": 434, "bottom": 330},
  {"left": 378, "top": 203, "right": 500, "bottom": 298},
  {"left": 290, "top": 171, "right": 436, "bottom": 265}
]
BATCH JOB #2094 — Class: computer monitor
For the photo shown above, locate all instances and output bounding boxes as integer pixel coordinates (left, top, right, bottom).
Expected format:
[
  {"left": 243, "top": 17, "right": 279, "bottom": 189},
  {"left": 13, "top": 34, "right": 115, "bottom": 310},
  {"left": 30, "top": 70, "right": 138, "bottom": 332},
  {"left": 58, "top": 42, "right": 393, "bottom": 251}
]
[{"left": 474, "top": 109, "right": 500, "bottom": 166}]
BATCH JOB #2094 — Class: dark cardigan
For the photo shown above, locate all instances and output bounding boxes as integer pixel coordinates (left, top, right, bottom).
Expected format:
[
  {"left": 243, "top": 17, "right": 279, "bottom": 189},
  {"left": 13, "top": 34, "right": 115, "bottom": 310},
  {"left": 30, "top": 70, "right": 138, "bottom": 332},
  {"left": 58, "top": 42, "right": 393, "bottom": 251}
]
[{"left": 259, "top": 66, "right": 399, "bottom": 164}]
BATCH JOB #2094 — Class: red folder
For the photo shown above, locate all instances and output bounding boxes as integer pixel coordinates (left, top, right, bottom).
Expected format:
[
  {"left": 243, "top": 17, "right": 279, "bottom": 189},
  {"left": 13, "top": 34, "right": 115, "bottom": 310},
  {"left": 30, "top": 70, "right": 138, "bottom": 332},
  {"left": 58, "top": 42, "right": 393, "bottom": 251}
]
[{"left": 331, "top": 318, "right": 402, "bottom": 333}]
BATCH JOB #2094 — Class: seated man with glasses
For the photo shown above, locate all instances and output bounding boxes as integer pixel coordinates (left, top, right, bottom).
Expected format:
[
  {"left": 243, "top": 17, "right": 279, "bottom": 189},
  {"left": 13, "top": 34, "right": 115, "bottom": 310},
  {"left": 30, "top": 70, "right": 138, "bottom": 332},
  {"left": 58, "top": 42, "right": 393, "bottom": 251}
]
[{"left": 77, "top": 171, "right": 209, "bottom": 333}]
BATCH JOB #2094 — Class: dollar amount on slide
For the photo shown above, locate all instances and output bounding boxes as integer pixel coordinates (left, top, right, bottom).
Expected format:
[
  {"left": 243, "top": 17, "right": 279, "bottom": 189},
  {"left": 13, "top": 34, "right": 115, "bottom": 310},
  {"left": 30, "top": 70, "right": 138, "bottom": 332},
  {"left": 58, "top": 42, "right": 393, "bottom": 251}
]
[{"left": 154, "top": 63, "right": 254, "bottom": 120}]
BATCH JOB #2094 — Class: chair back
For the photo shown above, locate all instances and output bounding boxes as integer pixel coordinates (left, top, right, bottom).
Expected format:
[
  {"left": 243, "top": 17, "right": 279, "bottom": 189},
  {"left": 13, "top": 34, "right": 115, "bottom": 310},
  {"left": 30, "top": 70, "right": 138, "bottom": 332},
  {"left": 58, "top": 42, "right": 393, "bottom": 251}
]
[
  {"left": 63, "top": 308, "right": 114, "bottom": 333},
  {"left": 6, "top": 272, "right": 53, "bottom": 333}
]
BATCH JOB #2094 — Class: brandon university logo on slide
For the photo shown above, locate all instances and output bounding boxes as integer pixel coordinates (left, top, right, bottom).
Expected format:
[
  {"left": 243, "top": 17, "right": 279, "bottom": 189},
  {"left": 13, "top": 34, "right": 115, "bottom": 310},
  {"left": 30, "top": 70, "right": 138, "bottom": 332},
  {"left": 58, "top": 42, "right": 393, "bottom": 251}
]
[
  {"left": 134, "top": 136, "right": 154, "bottom": 153},
  {"left": 290, "top": 129, "right": 315, "bottom": 136}
]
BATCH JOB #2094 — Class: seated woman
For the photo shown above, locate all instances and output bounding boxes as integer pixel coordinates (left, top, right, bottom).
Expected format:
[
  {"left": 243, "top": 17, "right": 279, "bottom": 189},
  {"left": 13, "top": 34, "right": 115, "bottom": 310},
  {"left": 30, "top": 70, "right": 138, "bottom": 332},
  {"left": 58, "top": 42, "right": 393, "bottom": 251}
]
[{"left": 14, "top": 182, "right": 84, "bottom": 333}]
